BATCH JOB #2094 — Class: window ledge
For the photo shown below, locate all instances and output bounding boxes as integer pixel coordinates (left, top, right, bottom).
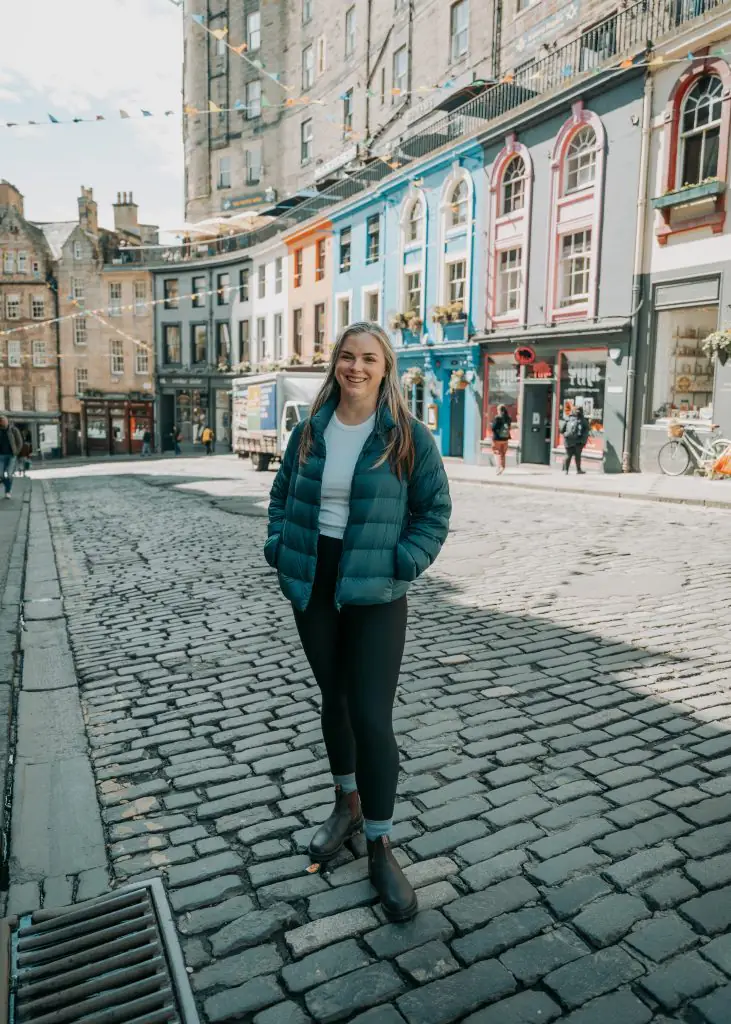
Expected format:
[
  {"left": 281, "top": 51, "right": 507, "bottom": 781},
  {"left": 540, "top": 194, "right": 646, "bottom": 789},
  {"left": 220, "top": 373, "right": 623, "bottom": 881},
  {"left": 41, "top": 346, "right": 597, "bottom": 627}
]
[{"left": 652, "top": 179, "right": 726, "bottom": 210}]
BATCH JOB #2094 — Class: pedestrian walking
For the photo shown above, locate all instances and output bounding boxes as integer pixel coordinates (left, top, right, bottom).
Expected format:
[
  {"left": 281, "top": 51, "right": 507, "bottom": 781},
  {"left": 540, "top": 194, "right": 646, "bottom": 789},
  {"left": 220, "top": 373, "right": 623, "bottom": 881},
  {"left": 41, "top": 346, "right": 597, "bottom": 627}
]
[
  {"left": 201, "top": 425, "right": 214, "bottom": 455},
  {"left": 491, "top": 403, "right": 512, "bottom": 475},
  {"left": 141, "top": 430, "right": 153, "bottom": 457},
  {"left": 561, "top": 405, "right": 590, "bottom": 474},
  {"left": 265, "top": 321, "right": 451, "bottom": 922},
  {"left": 0, "top": 415, "right": 22, "bottom": 499},
  {"left": 172, "top": 426, "right": 182, "bottom": 456}
]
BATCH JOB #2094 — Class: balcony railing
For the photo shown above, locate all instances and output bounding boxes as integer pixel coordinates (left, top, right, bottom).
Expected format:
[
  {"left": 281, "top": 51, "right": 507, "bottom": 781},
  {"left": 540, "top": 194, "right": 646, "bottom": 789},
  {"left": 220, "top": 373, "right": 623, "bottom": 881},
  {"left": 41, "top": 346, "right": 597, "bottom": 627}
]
[{"left": 115, "top": 0, "right": 727, "bottom": 268}]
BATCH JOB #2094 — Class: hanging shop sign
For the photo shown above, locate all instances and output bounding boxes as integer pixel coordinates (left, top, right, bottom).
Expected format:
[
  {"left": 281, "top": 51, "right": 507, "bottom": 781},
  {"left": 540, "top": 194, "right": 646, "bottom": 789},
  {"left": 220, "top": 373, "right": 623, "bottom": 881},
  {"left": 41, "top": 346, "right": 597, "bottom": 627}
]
[
  {"left": 515, "top": 346, "right": 536, "bottom": 365},
  {"left": 222, "top": 191, "right": 274, "bottom": 211}
]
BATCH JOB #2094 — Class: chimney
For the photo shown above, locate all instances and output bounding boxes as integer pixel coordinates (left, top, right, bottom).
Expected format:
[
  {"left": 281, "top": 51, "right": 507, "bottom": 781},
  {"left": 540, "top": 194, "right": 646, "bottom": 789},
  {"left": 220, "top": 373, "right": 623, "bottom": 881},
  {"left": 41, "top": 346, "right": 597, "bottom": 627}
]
[
  {"left": 113, "top": 190, "right": 139, "bottom": 235},
  {"left": 78, "top": 185, "right": 98, "bottom": 235},
  {"left": 0, "top": 181, "right": 24, "bottom": 216}
]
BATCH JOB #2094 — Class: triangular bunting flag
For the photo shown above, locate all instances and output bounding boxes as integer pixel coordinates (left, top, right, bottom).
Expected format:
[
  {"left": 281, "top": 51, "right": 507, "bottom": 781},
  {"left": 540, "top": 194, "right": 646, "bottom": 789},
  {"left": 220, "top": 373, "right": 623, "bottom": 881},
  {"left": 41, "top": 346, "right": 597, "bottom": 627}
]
[
  {"left": 208, "top": 100, "right": 222, "bottom": 112},
  {"left": 165, "top": 110, "right": 174, "bottom": 116},
  {"left": 211, "top": 27, "right": 228, "bottom": 40},
  {"left": 48, "top": 113, "right": 59, "bottom": 124},
  {"left": 184, "top": 104, "right": 198, "bottom": 115},
  {"left": 96, "top": 115, "right": 105, "bottom": 120},
  {"left": 120, "top": 109, "right": 130, "bottom": 118},
  {"left": 620, "top": 58, "right": 633, "bottom": 69},
  {"left": 231, "top": 42, "right": 247, "bottom": 54},
  {"left": 141, "top": 110, "right": 153, "bottom": 116},
  {"left": 191, "top": 13, "right": 205, "bottom": 24}
]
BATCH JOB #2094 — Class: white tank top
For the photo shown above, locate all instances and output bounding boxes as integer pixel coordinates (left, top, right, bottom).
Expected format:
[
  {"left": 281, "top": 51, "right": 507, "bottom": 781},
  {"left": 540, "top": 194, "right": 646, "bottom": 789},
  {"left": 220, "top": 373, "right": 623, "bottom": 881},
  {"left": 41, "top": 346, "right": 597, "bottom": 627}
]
[{"left": 318, "top": 411, "right": 376, "bottom": 539}]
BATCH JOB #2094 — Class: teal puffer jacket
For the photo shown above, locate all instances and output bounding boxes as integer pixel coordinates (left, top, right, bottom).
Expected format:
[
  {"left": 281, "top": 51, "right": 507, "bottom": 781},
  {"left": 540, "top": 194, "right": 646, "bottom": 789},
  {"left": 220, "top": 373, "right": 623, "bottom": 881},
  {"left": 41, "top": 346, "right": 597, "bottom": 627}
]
[{"left": 265, "top": 396, "right": 451, "bottom": 610}]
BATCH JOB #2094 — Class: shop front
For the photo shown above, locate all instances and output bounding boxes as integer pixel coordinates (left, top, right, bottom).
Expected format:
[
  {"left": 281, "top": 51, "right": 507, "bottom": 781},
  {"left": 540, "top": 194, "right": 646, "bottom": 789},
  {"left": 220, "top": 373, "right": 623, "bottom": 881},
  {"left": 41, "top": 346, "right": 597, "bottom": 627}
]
[
  {"left": 158, "top": 374, "right": 233, "bottom": 452},
  {"left": 397, "top": 342, "right": 481, "bottom": 461},
  {"left": 481, "top": 330, "right": 628, "bottom": 472},
  {"left": 81, "top": 396, "right": 154, "bottom": 456},
  {"left": 639, "top": 276, "right": 726, "bottom": 471}
]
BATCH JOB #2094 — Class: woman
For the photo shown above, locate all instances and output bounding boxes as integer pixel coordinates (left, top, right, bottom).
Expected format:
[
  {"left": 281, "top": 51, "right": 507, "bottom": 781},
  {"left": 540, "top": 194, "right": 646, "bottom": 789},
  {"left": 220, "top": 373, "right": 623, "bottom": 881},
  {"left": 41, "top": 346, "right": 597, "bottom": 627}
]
[
  {"left": 491, "top": 403, "right": 512, "bottom": 475},
  {"left": 265, "top": 322, "right": 451, "bottom": 921}
]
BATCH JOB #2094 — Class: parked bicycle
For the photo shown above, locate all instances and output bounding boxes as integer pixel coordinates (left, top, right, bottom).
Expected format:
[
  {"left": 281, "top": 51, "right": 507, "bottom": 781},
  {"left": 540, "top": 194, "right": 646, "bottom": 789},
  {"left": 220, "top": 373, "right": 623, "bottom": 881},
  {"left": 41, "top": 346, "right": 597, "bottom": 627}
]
[{"left": 658, "top": 422, "right": 731, "bottom": 476}]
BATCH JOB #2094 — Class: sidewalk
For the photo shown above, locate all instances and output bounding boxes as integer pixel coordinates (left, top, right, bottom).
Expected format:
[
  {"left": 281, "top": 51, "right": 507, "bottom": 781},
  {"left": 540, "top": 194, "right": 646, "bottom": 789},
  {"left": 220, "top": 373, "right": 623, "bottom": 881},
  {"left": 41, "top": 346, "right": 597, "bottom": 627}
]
[{"left": 445, "top": 459, "right": 731, "bottom": 510}]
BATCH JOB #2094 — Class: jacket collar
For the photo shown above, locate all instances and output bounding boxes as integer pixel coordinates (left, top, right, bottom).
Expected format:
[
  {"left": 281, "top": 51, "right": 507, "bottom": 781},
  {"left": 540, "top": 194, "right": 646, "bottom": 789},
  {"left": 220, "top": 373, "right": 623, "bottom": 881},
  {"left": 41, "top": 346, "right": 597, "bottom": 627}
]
[{"left": 311, "top": 391, "right": 395, "bottom": 438}]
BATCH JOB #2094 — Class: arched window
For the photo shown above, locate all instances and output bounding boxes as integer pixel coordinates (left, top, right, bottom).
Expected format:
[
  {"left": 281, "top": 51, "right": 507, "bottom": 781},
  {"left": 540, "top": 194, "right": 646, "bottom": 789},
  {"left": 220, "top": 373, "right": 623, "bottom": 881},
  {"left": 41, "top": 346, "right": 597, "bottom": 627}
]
[
  {"left": 565, "top": 126, "right": 597, "bottom": 192},
  {"left": 680, "top": 75, "right": 723, "bottom": 186},
  {"left": 450, "top": 180, "right": 469, "bottom": 226},
  {"left": 501, "top": 156, "right": 525, "bottom": 214},
  {"left": 407, "top": 198, "right": 424, "bottom": 242}
]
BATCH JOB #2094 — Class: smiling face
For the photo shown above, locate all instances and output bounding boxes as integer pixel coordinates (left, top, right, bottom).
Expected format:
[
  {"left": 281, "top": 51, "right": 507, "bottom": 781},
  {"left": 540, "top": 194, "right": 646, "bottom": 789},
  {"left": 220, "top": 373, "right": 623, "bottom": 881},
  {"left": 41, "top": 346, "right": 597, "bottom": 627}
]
[{"left": 334, "top": 332, "right": 387, "bottom": 405}]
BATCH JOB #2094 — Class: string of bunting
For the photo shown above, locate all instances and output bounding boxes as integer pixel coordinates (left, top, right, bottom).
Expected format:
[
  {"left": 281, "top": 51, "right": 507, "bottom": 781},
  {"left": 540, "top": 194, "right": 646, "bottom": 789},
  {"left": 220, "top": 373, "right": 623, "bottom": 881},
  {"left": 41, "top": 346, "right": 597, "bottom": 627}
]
[{"left": 3, "top": 48, "right": 723, "bottom": 129}]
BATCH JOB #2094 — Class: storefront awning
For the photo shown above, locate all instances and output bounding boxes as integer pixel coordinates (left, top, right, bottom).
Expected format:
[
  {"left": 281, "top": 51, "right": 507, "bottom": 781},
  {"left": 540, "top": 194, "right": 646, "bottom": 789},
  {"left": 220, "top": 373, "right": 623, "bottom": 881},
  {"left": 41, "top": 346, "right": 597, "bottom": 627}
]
[{"left": 433, "top": 79, "right": 494, "bottom": 113}]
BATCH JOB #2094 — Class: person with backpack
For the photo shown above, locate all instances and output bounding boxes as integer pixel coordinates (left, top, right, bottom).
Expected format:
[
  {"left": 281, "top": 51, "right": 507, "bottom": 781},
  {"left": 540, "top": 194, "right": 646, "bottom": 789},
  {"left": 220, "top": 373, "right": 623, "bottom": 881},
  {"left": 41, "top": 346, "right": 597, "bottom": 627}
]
[
  {"left": 561, "top": 405, "right": 590, "bottom": 474},
  {"left": 265, "top": 321, "right": 451, "bottom": 922},
  {"left": 491, "top": 404, "right": 512, "bottom": 475},
  {"left": 201, "top": 425, "right": 215, "bottom": 455}
]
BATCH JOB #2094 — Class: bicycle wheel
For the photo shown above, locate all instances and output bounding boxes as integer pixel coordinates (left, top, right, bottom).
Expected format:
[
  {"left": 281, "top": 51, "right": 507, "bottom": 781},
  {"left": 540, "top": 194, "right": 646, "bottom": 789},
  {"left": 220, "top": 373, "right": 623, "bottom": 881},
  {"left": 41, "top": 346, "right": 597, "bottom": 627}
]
[
  {"left": 710, "top": 437, "right": 731, "bottom": 457},
  {"left": 658, "top": 440, "right": 691, "bottom": 476}
]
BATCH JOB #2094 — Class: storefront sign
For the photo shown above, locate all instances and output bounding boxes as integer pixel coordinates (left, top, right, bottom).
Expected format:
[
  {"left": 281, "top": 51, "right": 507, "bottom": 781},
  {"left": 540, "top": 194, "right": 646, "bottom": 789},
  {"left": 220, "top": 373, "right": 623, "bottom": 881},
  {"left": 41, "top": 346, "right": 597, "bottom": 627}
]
[
  {"left": 314, "top": 145, "right": 358, "bottom": 182},
  {"left": 159, "top": 378, "right": 205, "bottom": 387},
  {"left": 515, "top": 0, "right": 580, "bottom": 61},
  {"left": 515, "top": 346, "right": 536, "bottom": 365},
  {"left": 222, "top": 191, "right": 274, "bottom": 211}
]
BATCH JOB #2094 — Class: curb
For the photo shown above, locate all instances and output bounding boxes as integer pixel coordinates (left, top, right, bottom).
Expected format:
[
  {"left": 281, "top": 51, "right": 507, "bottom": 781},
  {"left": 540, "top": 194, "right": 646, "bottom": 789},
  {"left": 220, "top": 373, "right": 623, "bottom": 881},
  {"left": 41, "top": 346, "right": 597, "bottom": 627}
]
[{"left": 446, "top": 473, "right": 731, "bottom": 511}]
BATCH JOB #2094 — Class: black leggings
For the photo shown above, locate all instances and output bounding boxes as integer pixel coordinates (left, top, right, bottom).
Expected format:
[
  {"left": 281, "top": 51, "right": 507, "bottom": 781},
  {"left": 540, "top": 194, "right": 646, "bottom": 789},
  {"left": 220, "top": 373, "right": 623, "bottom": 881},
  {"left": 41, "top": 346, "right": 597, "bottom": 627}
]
[
  {"left": 564, "top": 445, "right": 583, "bottom": 472},
  {"left": 293, "top": 534, "right": 407, "bottom": 821}
]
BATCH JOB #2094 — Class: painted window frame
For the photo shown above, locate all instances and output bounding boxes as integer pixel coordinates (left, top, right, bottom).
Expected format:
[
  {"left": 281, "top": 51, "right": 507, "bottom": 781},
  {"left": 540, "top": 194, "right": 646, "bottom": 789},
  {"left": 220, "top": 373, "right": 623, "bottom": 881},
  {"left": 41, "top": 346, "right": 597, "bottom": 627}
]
[
  {"left": 487, "top": 135, "right": 533, "bottom": 328},
  {"left": 438, "top": 165, "right": 474, "bottom": 336},
  {"left": 362, "top": 284, "right": 381, "bottom": 323},
  {"left": 656, "top": 58, "right": 731, "bottom": 244},
  {"left": 334, "top": 290, "right": 353, "bottom": 335},
  {"left": 546, "top": 102, "right": 605, "bottom": 323}
]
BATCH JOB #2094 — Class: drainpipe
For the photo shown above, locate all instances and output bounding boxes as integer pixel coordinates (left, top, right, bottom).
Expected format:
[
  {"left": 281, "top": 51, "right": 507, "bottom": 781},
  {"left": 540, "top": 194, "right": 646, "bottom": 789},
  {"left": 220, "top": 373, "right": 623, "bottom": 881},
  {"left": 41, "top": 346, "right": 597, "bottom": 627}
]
[
  {"left": 48, "top": 273, "right": 64, "bottom": 456},
  {"left": 623, "top": 73, "right": 653, "bottom": 473},
  {"left": 365, "top": 0, "right": 373, "bottom": 140}
]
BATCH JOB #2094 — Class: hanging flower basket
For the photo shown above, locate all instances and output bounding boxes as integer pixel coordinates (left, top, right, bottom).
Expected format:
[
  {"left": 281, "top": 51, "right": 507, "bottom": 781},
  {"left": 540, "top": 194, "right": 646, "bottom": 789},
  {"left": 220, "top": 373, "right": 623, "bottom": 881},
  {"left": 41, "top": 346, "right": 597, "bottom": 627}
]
[
  {"left": 401, "top": 366, "right": 425, "bottom": 390},
  {"left": 701, "top": 330, "right": 731, "bottom": 366},
  {"left": 448, "top": 368, "right": 466, "bottom": 393},
  {"left": 432, "top": 302, "right": 466, "bottom": 325}
]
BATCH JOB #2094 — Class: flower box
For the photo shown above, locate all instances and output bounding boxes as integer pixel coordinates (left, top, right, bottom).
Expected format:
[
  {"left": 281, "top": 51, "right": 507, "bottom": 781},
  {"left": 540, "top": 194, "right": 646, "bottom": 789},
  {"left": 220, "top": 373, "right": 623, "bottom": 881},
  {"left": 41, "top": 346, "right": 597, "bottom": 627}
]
[
  {"left": 442, "top": 321, "right": 467, "bottom": 342},
  {"left": 652, "top": 179, "right": 726, "bottom": 211}
]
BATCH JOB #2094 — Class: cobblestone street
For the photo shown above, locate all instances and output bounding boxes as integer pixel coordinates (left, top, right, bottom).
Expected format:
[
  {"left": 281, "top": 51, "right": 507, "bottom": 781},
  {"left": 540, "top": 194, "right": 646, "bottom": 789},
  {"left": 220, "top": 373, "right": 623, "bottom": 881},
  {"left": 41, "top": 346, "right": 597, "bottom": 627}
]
[{"left": 25, "top": 462, "right": 731, "bottom": 1023}]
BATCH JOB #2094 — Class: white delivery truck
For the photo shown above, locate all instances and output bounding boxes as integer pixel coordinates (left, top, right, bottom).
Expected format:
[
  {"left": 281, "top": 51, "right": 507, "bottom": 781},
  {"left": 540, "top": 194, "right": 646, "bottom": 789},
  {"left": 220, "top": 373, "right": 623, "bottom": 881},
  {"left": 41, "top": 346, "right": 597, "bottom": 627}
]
[{"left": 232, "top": 369, "right": 325, "bottom": 471}]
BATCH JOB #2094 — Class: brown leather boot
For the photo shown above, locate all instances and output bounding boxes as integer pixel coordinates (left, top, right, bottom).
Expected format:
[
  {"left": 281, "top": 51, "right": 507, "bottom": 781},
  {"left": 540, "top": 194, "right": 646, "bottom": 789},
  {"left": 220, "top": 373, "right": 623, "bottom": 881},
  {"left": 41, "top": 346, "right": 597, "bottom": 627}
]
[
  {"left": 367, "top": 836, "right": 418, "bottom": 922},
  {"left": 308, "top": 786, "right": 363, "bottom": 862}
]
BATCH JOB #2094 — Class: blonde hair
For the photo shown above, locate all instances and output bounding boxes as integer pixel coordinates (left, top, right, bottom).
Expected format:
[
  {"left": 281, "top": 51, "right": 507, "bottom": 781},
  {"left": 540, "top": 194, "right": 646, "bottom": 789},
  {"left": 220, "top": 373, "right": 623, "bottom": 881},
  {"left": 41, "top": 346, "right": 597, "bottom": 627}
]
[{"left": 298, "top": 321, "right": 415, "bottom": 478}]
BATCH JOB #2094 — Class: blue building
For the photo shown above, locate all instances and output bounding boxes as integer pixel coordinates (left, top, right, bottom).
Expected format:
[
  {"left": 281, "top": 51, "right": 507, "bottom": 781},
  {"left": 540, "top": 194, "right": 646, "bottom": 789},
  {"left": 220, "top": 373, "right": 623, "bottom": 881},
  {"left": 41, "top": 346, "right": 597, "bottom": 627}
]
[{"left": 330, "top": 140, "right": 486, "bottom": 463}]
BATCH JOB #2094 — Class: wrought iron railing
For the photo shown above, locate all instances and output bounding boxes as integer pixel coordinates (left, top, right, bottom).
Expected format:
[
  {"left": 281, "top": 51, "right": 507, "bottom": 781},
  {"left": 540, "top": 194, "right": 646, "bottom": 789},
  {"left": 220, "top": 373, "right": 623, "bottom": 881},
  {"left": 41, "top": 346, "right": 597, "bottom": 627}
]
[{"left": 117, "top": 0, "right": 727, "bottom": 267}]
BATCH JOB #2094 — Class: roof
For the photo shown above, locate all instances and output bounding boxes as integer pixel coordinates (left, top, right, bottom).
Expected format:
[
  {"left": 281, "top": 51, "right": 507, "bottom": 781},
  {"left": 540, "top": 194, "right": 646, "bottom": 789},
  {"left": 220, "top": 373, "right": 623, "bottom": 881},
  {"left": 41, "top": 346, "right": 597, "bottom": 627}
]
[{"left": 33, "top": 221, "right": 77, "bottom": 259}]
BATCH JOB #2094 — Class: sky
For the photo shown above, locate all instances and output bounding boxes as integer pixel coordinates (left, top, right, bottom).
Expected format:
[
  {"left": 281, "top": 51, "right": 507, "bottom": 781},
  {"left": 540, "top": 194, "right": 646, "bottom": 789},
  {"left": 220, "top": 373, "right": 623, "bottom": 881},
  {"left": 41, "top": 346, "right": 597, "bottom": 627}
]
[{"left": 0, "top": 0, "right": 184, "bottom": 241}]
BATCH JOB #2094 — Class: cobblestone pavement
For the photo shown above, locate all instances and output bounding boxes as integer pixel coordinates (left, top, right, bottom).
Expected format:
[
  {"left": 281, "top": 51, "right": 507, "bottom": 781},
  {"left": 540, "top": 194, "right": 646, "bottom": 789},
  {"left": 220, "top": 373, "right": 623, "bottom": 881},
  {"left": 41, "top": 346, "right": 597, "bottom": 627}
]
[{"left": 40, "top": 467, "right": 731, "bottom": 1024}]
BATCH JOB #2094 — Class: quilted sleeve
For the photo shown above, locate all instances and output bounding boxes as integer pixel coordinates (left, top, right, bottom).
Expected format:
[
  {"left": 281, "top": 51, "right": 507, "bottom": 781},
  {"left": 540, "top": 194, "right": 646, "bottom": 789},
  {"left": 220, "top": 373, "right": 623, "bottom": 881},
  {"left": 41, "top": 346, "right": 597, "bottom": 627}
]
[
  {"left": 395, "top": 422, "right": 451, "bottom": 581},
  {"left": 264, "top": 422, "right": 303, "bottom": 568}
]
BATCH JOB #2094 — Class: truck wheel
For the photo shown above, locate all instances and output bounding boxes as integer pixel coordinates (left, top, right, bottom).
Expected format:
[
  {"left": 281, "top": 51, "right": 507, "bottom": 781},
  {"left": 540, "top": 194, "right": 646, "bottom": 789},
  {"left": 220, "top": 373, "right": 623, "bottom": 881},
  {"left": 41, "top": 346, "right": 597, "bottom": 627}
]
[{"left": 251, "top": 453, "right": 271, "bottom": 472}]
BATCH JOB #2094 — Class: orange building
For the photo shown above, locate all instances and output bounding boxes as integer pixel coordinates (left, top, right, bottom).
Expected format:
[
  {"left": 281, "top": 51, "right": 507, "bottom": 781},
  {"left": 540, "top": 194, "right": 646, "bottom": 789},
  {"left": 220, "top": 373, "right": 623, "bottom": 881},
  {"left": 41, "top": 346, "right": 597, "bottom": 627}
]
[{"left": 283, "top": 218, "right": 333, "bottom": 365}]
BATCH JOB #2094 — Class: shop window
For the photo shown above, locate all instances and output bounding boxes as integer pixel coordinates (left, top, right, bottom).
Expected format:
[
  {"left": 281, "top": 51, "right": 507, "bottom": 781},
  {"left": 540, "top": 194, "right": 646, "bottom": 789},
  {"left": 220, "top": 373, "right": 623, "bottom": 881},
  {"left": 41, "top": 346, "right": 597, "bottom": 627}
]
[
  {"left": 651, "top": 305, "right": 717, "bottom": 422},
  {"left": 192, "top": 324, "right": 208, "bottom": 363},
  {"left": 502, "top": 156, "right": 525, "bottom": 214},
  {"left": 680, "top": 75, "right": 722, "bottom": 186},
  {"left": 482, "top": 353, "right": 519, "bottom": 441},
  {"left": 558, "top": 350, "right": 607, "bottom": 455}
]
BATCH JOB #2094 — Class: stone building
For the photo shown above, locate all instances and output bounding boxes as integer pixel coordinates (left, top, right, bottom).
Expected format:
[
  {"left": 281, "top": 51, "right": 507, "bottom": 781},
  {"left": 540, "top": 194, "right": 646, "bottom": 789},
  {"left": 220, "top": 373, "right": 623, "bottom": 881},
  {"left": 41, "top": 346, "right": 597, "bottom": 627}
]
[
  {"left": 0, "top": 181, "right": 61, "bottom": 454},
  {"left": 50, "top": 189, "right": 157, "bottom": 456},
  {"left": 183, "top": 0, "right": 624, "bottom": 225}
]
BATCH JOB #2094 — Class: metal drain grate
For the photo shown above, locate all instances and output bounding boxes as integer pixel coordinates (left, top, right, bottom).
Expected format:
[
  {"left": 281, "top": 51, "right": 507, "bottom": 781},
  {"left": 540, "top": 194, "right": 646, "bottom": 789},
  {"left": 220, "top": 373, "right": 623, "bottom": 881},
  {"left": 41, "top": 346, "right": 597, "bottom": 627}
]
[{"left": 4, "top": 879, "right": 199, "bottom": 1024}]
